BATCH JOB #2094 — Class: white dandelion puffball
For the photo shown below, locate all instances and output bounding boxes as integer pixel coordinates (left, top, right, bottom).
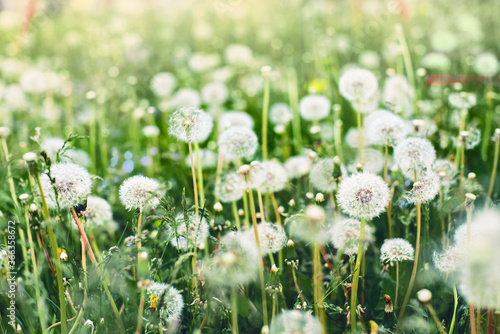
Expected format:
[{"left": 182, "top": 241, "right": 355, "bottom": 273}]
[
  {"left": 188, "top": 53, "right": 220, "bottom": 73},
  {"left": 270, "top": 310, "right": 323, "bottom": 334},
  {"left": 380, "top": 238, "right": 414, "bottom": 265},
  {"left": 356, "top": 90, "right": 380, "bottom": 114},
  {"left": 394, "top": 137, "right": 436, "bottom": 180},
  {"left": 404, "top": 172, "right": 440, "bottom": 204},
  {"left": 383, "top": 75, "right": 414, "bottom": 116},
  {"left": 310, "top": 158, "right": 339, "bottom": 192},
  {"left": 270, "top": 103, "right": 293, "bottom": 125},
  {"left": 348, "top": 148, "right": 384, "bottom": 174},
  {"left": 285, "top": 156, "right": 312, "bottom": 179},
  {"left": 3, "top": 85, "right": 27, "bottom": 110},
  {"left": 150, "top": 72, "right": 177, "bottom": 97},
  {"left": 330, "top": 218, "right": 375, "bottom": 256},
  {"left": 215, "top": 172, "right": 244, "bottom": 203},
  {"left": 39, "top": 163, "right": 92, "bottom": 209},
  {"left": 339, "top": 68, "right": 378, "bottom": 102},
  {"left": 365, "top": 111, "right": 407, "bottom": 146},
  {"left": 41, "top": 137, "right": 65, "bottom": 160},
  {"left": 433, "top": 246, "right": 462, "bottom": 273},
  {"left": 247, "top": 222, "right": 287, "bottom": 255},
  {"left": 225, "top": 44, "right": 253, "bottom": 65},
  {"left": 337, "top": 173, "right": 390, "bottom": 220},
  {"left": 218, "top": 111, "right": 254, "bottom": 132},
  {"left": 201, "top": 81, "right": 229, "bottom": 106},
  {"left": 218, "top": 126, "right": 258, "bottom": 162},
  {"left": 146, "top": 283, "right": 184, "bottom": 325},
  {"left": 170, "top": 88, "right": 202, "bottom": 109},
  {"left": 119, "top": 175, "right": 162, "bottom": 211},
  {"left": 288, "top": 206, "right": 331, "bottom": 244},
  {"left": 448, "top": 92, "right": 477, "bottom": 110},
  {"left": 431, "top": 30, "right": 458, "bottom": 52},
  {"left": 433, "top": 159, "right": 456, "bottom": 187},
  {"left": 473, "top": 52, "right": 499, "bottom": 76},
  {"left": 169, "top": 107, "right": 213, "bottom": 143},
  {"left": 204, "top": 231, "right": 259, "bottom": 287},
  {"left": 453, "top": 221, "right": 481, "bottom": 247},
  {"left": 459, "top": 211, "right": 500, "bottom": 309},
  {"left": 20, "top": 69, "right": 48, "bottom": 94},
  {"left": 250, "top": 160, "right": 288, "bottom": 194},
  {"left": 61, "top": 149, "right": 91, "bottom": 168},
  {"left": 83, "top": 196, "right": 113, "bottom": 227},
  {"left": 170, "top": 213, "right": 209, "bottom": 250},
  {"left": 142, "top": 125, "right": 160, "bottom": 137},
  {"left": 299, "top": 94, "right": 331, "bottom": 121},
  {"left": 421, "top": 52, "right": 451, "bottom": 71}
]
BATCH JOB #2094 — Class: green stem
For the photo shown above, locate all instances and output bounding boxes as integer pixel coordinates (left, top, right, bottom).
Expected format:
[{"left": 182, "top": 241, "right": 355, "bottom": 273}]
[
  {"left": 288, "top": 68, "right": 303, "bottom": 155},
  {"left": 194, "top": 141, "right": 205, "bottom": 208},
  {"left": 231, "top": 289, "right": 239, "bottom": 334},
  {"left": 486, "top": 136, "right": 500, "bottom": 208},
  {"left": 356, "top": 104, "right": 363, "bottom": 163},
  {"left": 188, "top": 140, "right": 199, "bottom": 220},
  {"left": 449, "top": 281, "right": 458, "bottom": 334},
  {"left": 350, "top": 217, "right": 365, "bottom": 333},
  {"left": 232, "top": 201, "right": 241, "bottom": 231},
  {"left": 262, "top": 77, "right": 270, "bottom": 160}
]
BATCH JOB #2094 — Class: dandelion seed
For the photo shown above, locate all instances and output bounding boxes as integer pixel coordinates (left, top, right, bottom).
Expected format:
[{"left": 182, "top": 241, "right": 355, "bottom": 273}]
[
  {"left": 339, "top": 68, "right": 378, "bottom": 102},
  {"left": 83, "top": 196, "right": 113, "bottom": 227},
  {"left": 380, "top": 238, "right": 414, "bottom": 265},
  {"left": 394, "top": 137, "right": 436, "bottom": 180},
  {"left": 39, "top": 162, "right": 92, "bottom": 209},
  {"left": 215, "top": 172, "right": 245, "bottom": 203},
  {"left": 169, "top": 107, "right": 213, "bottom": 143},
  {"left": 246, "top": 222, "right": 287, "bottom": 255},
  {"left": 330, "top": 218, "right": 375, "bottom": 256},
  {"left": 404, "top": 172, "right": 440, "bottom": 204},
  {"left": 146, "top": 282, "right": 184, "bottom": 325},
  {"left": 218, "top": 126, "right": 258, "bottom": 162}
]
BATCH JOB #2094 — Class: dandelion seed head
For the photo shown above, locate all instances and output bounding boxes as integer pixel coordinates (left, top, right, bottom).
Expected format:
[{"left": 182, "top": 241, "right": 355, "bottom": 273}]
[
  {"left": 142, "top": 125, "right": 160, "bottom": 137},
  {"left": 169, "top": 107, "right": 213, "bottom": 143},
  {"left": 246, "top": 222, "right": 287, "bottom": 255},
  {"left": 150, "top": 72, "right": 177, "bottom": 97},
  {"left": 170, "top": 88, "right": 201, "bottom": 109},
  {"left": 61, "top": 149, "right": 91, "bottom": 168},
  {"left": 337, "top": 173, "right": 390, "bottom": 220},
  {"left": 225, "top": 44, "right": 253, "bottom": 66},
  {"left": 330, "top": 218, "right": 375, "bottom": 256},
  {"left": 146, "top": 282, "right": 184, "bottom": 325},
  {"left": 448, "top": 92, "right": 477, "bottom": 110},
  {"left": 170, "top": 213, "right": 209, "bottom": 250},
  {"left": 432, "top": 159, "right": 456, "bottom": 187},
  {"left": 404, "top": 172, "right": 440, "bottom": 204},
  {"left": 433, "top": 246, "right": 462, "bottom": 273},
  {"left": 248, "top": 160, "right": 288, "bottom": 194},
  {"left": 270, "top": 103, "right": 293, "bottom": 125},
  {"left": 383, "top": 75, "right": 414, "bottom": 117},
  {"left": 39, "top": 162, "right": 92, "bottom": 209},
  {"left": 218, "top": 111, "right": 254, "bottom": 132},
  {"left": 269, "top": 310, "right": 323, "bottom": 334},
  {"left": 218, "top": 126, "right": 258, "bottom": 162},
  {"left": 473, "top": 52, "right": 499, "bottom": 76},
  {"left": 348, "top": 148, "right": 384, "bottom": 174},
  {"left": 119, "top": 175, "right": 162, "bottom": 211},
  {"left": 422, "top": 52, "right": 451, "bottom": 71},
  {"left": 310, "top": 158, "right": 343, "bottom": 192},
  {"left": 394, "top": 137, "right": 436, "bottom": 180},
  {"left": 380, "top": 238, "right": 414, "bottom": 264},
  {"left": 299, "top": 94, "right": 331, "bottom": 121},
  {"left": 41, "top": 137, "right": 65, "bottom": 160},
  {"left": 285, "top": 155, "right": 312, "bottom": 179},
  {"left": 339, "top": 68, "right": 378, "bottom": 102},
  {"left": 83, "top": 196, "right": 113, "bottom": 227},
  {"left": 215, "top": 172, "right": 244, "bottom": 203},
  {"left": 365, "top": 111, "right": 407, "bottom": 146},
  {"left": 201, "top": 81, "right": 229, "bottom": 106}
]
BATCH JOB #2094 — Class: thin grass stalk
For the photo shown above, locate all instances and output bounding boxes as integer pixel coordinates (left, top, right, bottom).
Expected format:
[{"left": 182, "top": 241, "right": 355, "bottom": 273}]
[{"left": 350, "top": 217, "right": 365, "bottom": 333}]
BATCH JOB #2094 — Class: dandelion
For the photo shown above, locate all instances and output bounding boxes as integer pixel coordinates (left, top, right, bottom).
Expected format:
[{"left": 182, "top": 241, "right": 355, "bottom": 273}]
[
  {"left": 218, "top": 111, "right": 254, "bottom": 132},
  {"left": 337, "top": 173, "right": 390, "bottom": 220},
  {"left": 448, "top": 92, "right": 477, "bottom": 110},
  {"left": 184, "top": 149, "right": 217, "bottom": 169},
  {"left": 285, "top": 156, "right": 313, "bottom": 179},
  {"left": 421, "top": 52, "right": 451, "bottom": 71},
  {"left": 348, "top": 148, "right": 384, "bottom": 174},
  {"left": 142, "top": 125, "right": 160, "bottom": 137},
  {"left": 433, "top": 159, "right": 456, "bottom": 187},
  {"left": 204, "top": 231, "right": 259, "bottom": 286},
  {"left": 394, "top": 137, "right": 436, "bottom": 180},
  {"left": 365, "top": 111, "right": 407, "bottom": 146},
  {"left": 119, "top": 175, "right": 161, "bottom": 211},
  {"left": 225, "top": 44, "right": 253, "bottom": 65},
  {"left": 61, "top": 149, "right": 91, "bottom": 168},
  {"left": 269, "top": 310, "right": 323, "bottom": 334},
  {"left": 383, "top": 75, "right": 414, "bottom": 116},
  {"left": 170, "top": 88, "right": 202, "bottom": 109},
  {"left": 338, "top": 68, "right": 378, "bottom": 102},
  {"left": 246, "top": 222, "right": 287, "bottom": 255},
  {"left": 249, "top": 160, "right": 288, "bottom": 194},
  {"left": 310, "top": 158, "right": 342, "bottom": 193},
  {"left": 270, "top": 103, "right": 293, "bottom": 125},
  {"left": 330, "top": 218, "right": 375, "bottom": 256},
  {"left": 404, "top": 172, "right": 440, "bottom": 204},
  {"left": 146, "top": 283, "right": 184, "bottom": 326},
  {"left": 215, "top": 172, "right": 244, "bottom": 203},
  {"left": 201, "top": 81, "right": 229, "bottom": 106},
  {"left": 170, "top": 213, "right": 209, "bottom": 250},
  {"left": 83, "top": 196, "right": 113, "bottom": 227},
  {"left": 298, "top": 94, "right": 331, "bottom": 121},
  {"left": 433, "top": 246, "right": 462, "bottom": 273},
  {"left": 218, "top": 126, "right": 258, "bottom": 162},
  {"left": 41, "top": 137, "right": 65, "bottom": 160},
  {"left": 380, "top": 238, "right": 414, "bottom": 265},
  {"left": 150, "top": 72, "right": 177, "bottom": 97},
  {"left": 39, "top": 162, "right": 92, "bottom": 209},
  {"left": 288, "top": 206, "right": 331, "bottom": 244},
  {"left": 473, "top": 52, "right": 499, "bottom": 76},
  {"left": 169, "top": 107, "right": 213, "bottom": 143}
]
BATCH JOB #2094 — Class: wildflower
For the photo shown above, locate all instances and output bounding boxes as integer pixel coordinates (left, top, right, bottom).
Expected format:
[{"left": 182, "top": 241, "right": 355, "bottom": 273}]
[
  {"left": 298, "top": 94, "right": 331, "bottom": 121},
  {"left": 204, "top": 231, "right": 259, "bottom": 286},
  {"left": 215, "top": 172, "right": 245, "bottom": 203},
  {"left": 433, "top": 246, "right": 461, "bottom": 273},
  {"left": 448, "top": 92, "right": 477, "bottom": 110},
  {"left": 146, "top": 282, "right": 184, "bottom": 325},
  {"left": 247, "top": 222, "right": 287, "bottom": 255},
  {"left": 119, "top": 175, "right": 162, "bottom": 211},
  {"left": 270, "top": 103, "right": 293, "bottom": 126},
  {"left": 170, "top": 88, "right": 202, "bottom": 109},
  {"left": 170, "top": 213, "right": 210, "bottom": 250},
  {"left": 201, "top": 81, "right": 228, "bottom": 106},
  {"left": 421, "top": 52, "right": 451, "bottom": 71},
  {"left": 348, "top": 148, "right": 384, "bottom": 174},
  {"left": 365, "top": 111, "right": 407, "bottom": 146},
  {"left": 433, "top": 159, "right": 456, "bottom": 187},
  {"left": 218, "top": 126, "right": 258, "bottom": 162},
  {"left": 337, "top": 173, "right": 390, "bottom": 220},
  {"left": 150, "top": 72, "right": 177, "bottom": 97},
  {"left": 310, "top": 158, "right": 343, "bottom": 192},
  {"left": 285, "top": 156, "right": 313, "bottom": 179},
  {"left": 404, "top": 172, "right": 440, "bottom": 204},
  {"left": 39, "top": 162, "right": 92, "bottom": 209},
  {"left": 41, "top": 137, "right": 65, "bottom": 160},
  {"left": 394, "top": 137, "right": 436, "bottom": 180},
  {"left": 248, "top": 160, "right": 288, "bottom": 194},
  {"left": 330, "top": 218, "right": 375, "bottom": 256},
  {"left": 379, "top": 238, "right": 414, "bottom": 265},
  {"left": 288, "top": 206, "right": 331, "bottom": 244},
  {"left": 338, "top": 68, "right": 378, "bottom": 102},
  {"left": 225, "top": 44, "right": 253, "bottom": 65},
  {"left": 218, "top": 111, "right": 254, "bottom": 132},
  {"left": 269, "top": 310, "right": 323, "bottom": 334},
  {"left": 383, "top": 75, "right": 414, "bottom": 116},
  {"left": 473, "top": 52, "right": 499, "bottom": 76},
  {"left": 169, "top": 107, "right": 213, "bottom": 143},
  {"left": 83, "top": 196, "right": 113, "bottom": 227},
  {"left": 142, "top": 125, "right": 160, "bottom": 137}
]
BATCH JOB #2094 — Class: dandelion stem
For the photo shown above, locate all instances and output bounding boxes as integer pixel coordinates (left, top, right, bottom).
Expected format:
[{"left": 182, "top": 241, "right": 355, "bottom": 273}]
[
  {"left": 387, "top": 185, "right": 395, "bottom": 239},
  {"left": 256, "top": 187, "right": 266, "bottom": 222},
  {"left": 395, "top": 261, "right": 399, "bottom": 309},
  {"left": 486, "top": 134, "right": 500, "bottom": 208},
  {"left": 291, "top": 268, "right": 306, "bottom": 304},
  {"left": 313, "top": 243, "right": 326, "bottom": 334},
  {"left": 350, "top": 217, "right": 366, "bottom": 333},
  {"left": 1, "top": 136, "right": 20, "bottom": 208},
  {"left": 136, "top": 290, "right": 145, "bottom": 334},
  {"left": 269, "top": 192, "right": 281, "bottom": 225},
  {"left": 287, "top": 68, "right": 303, "bottom": 155},
  {"left": 262, "top": 77, "right": 270, "bottom": 160},
  {"left": 232, "top": 201, "right": 241, "bottom": 231},
  {"left": 248, "top": 188, "right": 268, "bottom": 326},
  {"left": 231, "top": 288, "right": 239, "bottom": 334},
  {"left": 398, "top": 202, "right": 421, "bottom": 322},
  {"left": 425, "top": 302, "right": 446, "bottom": 334},
  {"left": 194, "top": 141, "right": 205, "bottom": 207},
  {"left": 449, "top": 280, "right": 458, "bottom": 334},
  {"left": 466, "top": 203, "right": 477, "bottom": 334},
  {"left": 188, "top": 140, "right": 199, "bottom": 220},
  {"left": 356, "top": 102, "right": 363, "bottom": 163},
  {"left": 384, "top": 145, "right": 389, "bottom": 182},
  {"left": 35, "top": 172, "right": 67, "bottom": 334}
]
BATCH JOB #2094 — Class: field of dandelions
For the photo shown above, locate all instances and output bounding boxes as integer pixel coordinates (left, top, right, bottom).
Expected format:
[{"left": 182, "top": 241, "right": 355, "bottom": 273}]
[{"left": 1, "top": 0, "right": 500, "bottom": 333}]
